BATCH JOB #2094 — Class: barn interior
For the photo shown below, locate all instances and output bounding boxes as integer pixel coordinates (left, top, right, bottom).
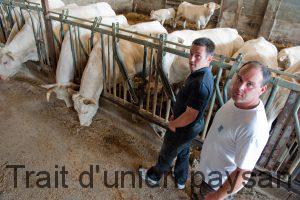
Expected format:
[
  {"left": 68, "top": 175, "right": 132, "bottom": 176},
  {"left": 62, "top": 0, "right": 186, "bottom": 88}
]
[{"left": 0, "top": 0, "right": 300, "bottom": 199}]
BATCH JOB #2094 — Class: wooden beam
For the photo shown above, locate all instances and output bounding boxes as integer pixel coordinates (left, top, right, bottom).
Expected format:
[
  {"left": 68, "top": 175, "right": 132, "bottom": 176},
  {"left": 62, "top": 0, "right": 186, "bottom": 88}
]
[
  {"left": 41, "top": 0, "right": 57, "bottom": 72},
  {"left": 258, "top": 0, "right": 283, "bottom": 39}
]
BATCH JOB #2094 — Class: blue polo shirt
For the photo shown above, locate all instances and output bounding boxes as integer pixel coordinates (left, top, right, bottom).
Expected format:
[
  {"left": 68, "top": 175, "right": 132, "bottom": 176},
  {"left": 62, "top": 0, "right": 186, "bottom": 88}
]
[{"left": 173, "top": 67, "right": 214, "bottom": 129}]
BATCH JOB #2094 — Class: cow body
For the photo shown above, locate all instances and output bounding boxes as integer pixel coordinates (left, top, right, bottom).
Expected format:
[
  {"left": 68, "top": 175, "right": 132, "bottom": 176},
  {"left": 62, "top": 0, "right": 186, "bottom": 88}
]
[
  {"left": 232, "top": 37, "right": 278, "bottom": 70},
  {"left": 150, "top": 8, "right": 175, "bottom": 26},
  {"left": 278, "top": 46, "right": 300, "bottom": 70},
  {"left": 43, "top": 15, "right": 128, "bottom": 107},
  {"left": 0, "top": 2, "right": 116, "bottom": 79},
  {"left": 174, "top": 1, "right": 220, "bottom": 29}
]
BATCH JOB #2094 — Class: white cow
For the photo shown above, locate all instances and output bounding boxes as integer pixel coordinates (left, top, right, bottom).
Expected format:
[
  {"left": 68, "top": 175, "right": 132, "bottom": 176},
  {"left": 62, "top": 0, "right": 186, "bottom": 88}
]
[
  {"left": 72, "top": 40, "right": 104, "bottom": 126},
  {"left": 174, "top": 1, "right": 221, "bottom": 29},
  {"left": 266, "top": 63, "right": 300, "bottom": 127},
  {"left": 72, "top": 36, "right": 153, "bottom": 126},
  {"left": 123, "top": 21, "right": 168, "bottom": 37},
  {"left": 232, "top": 37, "right": 279, "bottom": 71},
  {"left": 163, "top": 28, "right": 244, "bottom": 84},
  {"left": 4, "top": 0, "right": 65, "bottom": 44},
  {"left": 150, "top": 8, "right": 175, "bottom": 26},
  {"left": 71, "top": 23, "right": 174, "bottom": 126},
  {"left": 42, "top": 15, "right": 128, "bottom": 107},
  {"left": 43, "top": 20, "right": 167, "bottom": 109},
  {"left": 0, "top": 2, "right": 116, "bottom": 80},
  {"left": 278, "top": 46, "right": 300, "bottom": 70}
]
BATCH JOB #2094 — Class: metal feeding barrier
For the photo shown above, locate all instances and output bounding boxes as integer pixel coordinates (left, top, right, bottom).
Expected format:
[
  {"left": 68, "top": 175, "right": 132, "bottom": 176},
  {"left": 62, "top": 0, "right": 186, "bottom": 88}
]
[{"left": 0, "top": 0, "right": 299, "bottom": 193}]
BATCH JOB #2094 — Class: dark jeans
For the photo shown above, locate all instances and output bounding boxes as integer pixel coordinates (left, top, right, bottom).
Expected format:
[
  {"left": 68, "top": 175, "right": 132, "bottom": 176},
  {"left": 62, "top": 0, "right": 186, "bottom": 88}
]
[
  {"left": 192, "top": 181, "right": 234, "bottom": 200},
  {"left": 147, "top": 121, "right": 203, "bottom": 185}
]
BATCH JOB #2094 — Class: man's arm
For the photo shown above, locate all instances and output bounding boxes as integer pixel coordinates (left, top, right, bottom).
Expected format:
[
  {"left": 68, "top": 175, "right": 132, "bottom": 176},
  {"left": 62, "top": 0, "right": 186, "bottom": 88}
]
[
  {"left": 168, "top": 106, "right": 199, "bottom": 132},
  {"left": 205, "top": 168, "right": 251, "bottom": 200}
]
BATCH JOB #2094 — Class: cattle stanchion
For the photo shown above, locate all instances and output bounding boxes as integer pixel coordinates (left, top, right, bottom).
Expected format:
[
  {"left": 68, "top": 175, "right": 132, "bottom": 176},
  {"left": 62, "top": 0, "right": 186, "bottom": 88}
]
[
  {"left": 41, "top": 0, "right": 56, "bottom": 71},
  {"left": 222, "top": 53, "right": 243, "bottom": 102},
  {"left": 112, "top": 23, "right": 139, "bottom": 104}
]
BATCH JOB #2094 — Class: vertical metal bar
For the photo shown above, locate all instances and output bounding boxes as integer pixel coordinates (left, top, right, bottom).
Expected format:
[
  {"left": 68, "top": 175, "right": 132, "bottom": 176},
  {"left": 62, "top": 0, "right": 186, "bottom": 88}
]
[
  {"left": 100, "top": 33, "right": 107, "bottom": 94},
  {"left": 11, "top": 7, "right": 21, "bottom": 30},
  {"left": 139, "top": 45, "right": 148, "bottom": 109},
  {"left": 107, "top": 35, "right": 111, "bottom": 93},
  {"left": 165, "top": 99, "right": 171, "bottom": 122},
  {"left": 68, "top": 24, "right": 77, "bottom": 80},
  {"left": 215, "top": 63, "right": 225, "bottom": 106},
  {"left": 123, "top": 81, "right": 128, "bottom": 101},
  {"left": 74, "top": 25, "right": 81, "bottom": 77},
  {"left": 265, "top": 82, "right": 280, "bottom": 111},
  {"left": 59, "top": 10, "right": 65, "bottom": 41},
  {"left": 146, "top": 48, "right": 154, "bottom": 111},
  {"left": 0, "top": 6, "right": 7, "bottom": 41},
  {"left": 6, "top": 4, "right": 14, "bottom": 28},
  {"left": 223, "top": 53, "right": 243, "bottom": 102},
  {"left": 157, "top": 34, "right": 176, "bottom": 104},
  {"left": 0, "top": 16, "right": 7, "bottom": 41},
  {"left": 287, "top": 96, "right": 300, "bottom": 176},
  {"left": 159, "top": 93, "right": 164, "bottom": 117},
  {"left": 152, "top": 71, "right": 159, "bottom": 116},
  {"left": 27, "top": 9, "right": 43, "bottom": 66},
  {"left": 201, "top": 90, "right": 217, "bottom": 141},
  {"left": 41, "top": 0, "right": 57, "bottom": 70},
  {"left": 37, "top": 7, "right": 49, "bottom": 66},
  {"left": 112, "top": 23, "right": 117, "bottom": 98}
]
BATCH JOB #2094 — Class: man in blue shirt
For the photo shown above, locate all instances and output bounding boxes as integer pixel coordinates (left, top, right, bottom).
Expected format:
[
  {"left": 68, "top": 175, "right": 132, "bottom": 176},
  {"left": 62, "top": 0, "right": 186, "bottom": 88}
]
[{"left": 139, "top": 38, "right": 215, "bottom": 189}]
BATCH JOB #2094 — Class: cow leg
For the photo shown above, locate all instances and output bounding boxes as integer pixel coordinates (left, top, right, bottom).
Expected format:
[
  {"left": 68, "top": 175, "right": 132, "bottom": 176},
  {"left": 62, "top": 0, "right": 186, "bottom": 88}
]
[
  {"left": 173, "top": 17, "right": 179, "bottom": 28},
  {"left": 161, "top": 20, "right": 165, "bottom": 26},
  {"left": 196, "top": 20, "right": 201, "bottom": 30},
  {"left": 6, "top": 23, "right": 19, "bottom": 44},
  {"left": 182, "top": 20, "right": 186, "bottom": 29}
]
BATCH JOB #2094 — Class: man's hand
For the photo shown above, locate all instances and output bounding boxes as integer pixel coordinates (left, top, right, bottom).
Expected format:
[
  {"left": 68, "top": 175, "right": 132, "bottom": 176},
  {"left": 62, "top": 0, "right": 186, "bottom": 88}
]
[
  {"left": 168, "top": 120, "right": 176, "bottom": 132},
  {"left": 205, "top": 191, "right": 222, "bottom": 200}
]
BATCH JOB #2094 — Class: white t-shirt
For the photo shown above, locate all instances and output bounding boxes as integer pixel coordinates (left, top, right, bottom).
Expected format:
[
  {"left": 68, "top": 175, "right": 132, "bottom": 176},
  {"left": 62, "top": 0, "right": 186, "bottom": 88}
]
[{"left": 198, "top": 99, "right": 270, "bottom": 189}]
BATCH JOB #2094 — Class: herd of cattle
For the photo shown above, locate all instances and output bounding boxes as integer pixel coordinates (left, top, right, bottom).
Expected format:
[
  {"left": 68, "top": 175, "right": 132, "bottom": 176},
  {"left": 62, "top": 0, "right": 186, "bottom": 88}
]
[{"left": 0, "top": 0, "right": 299, "bottom": 128}]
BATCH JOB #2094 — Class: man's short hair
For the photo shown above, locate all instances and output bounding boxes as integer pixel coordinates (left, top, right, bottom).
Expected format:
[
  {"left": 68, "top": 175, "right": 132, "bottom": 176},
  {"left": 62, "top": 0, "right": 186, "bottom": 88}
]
[
  {"left": 240, "top": 61, "right": 271, "bottom": 86},
  {"left": 192, "top": 38, "right": 215, "bottom": 56}
]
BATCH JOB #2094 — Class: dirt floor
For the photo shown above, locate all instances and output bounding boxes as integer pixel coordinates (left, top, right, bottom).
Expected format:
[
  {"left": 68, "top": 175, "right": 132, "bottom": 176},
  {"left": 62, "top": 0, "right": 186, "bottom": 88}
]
[{"left": 0, "top": 74, "right": 286, "bottom": 200}]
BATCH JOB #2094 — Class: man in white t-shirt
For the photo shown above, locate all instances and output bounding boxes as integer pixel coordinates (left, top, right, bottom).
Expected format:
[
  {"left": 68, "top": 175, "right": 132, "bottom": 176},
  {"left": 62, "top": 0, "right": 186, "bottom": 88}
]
[{"left": 195, "top": 61, "right": 271, "bottom": 200}]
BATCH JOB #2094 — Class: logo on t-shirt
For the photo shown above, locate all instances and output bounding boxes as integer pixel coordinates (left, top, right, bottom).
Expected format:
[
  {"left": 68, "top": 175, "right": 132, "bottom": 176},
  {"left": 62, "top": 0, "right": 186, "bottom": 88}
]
[{"left": 218, "top": 125, "right": 224, "bottom": 132}]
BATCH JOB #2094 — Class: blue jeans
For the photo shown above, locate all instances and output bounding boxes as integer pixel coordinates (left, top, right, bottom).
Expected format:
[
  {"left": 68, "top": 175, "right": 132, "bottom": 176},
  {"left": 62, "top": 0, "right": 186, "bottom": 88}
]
[{"left": 147, "top": 121, "right": 203, "bottom": 185}]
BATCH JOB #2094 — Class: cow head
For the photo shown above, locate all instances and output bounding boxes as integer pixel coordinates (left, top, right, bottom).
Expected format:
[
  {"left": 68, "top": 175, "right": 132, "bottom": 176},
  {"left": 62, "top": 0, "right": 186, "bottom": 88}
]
[
  {"left": 205, "top": 2, "right": 221, "bottom": 15},
  {"left": 41, "top": 83, "right": 79, "bottom": 107},
  {"left": 278, "top": 55, "right": 291, "bottom": 70},
  {"left": 0, "top": 49, "right": 22, "bottom": 79},
  {"left": 73, "top": 93, "right": 98, "bottom": 126},
  {"left": 149, "top": 11, "right": 159, "bottom": 21}
]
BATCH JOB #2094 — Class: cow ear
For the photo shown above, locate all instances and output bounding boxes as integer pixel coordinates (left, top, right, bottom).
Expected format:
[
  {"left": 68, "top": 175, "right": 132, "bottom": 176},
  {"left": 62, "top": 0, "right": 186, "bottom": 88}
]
[
  {"left": 215, "top": 3, "right": 221, "bottom": 9},
  {"left": 6, "top": 52, "right": 15, "bottom": 61},
  {"left": 203, "top": 3, "right": 209, "bottom": 8},
  {"left": 278, "top": 55, "right": 287, "bottom": 62},
  {"left": 83, "top": 98, "right": 97, "bottom": 105},
  {"left": 67, "top": 87, "right": 77, "bottom": 96}
]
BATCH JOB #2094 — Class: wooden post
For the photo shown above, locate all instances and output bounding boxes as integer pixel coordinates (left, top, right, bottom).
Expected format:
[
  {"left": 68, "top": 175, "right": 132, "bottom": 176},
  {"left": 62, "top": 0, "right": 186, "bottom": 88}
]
[
  {"left": 234, "top": 0, "right": 243, "bottom": 29},
  {"left": 258, "top": 0, "right": 283, "bottom": 39},
  {"left": 41, "top": 0, "right": 57, "bottom": 72}
]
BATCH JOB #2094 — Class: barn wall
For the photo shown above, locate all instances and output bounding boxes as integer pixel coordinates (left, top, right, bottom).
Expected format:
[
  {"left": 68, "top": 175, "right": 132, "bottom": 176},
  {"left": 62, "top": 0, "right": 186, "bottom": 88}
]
[
  {"left": 62, "top": 0, "right": 133, "bottom": 13},
  {"left": 268, "top": 0, "right": 300, "bottom": 44},
  {"left": 219, "top": 0, "right": 300, "bottom": 45},
  {"left": 132, "top": 0, "right": 165, "bottom": 13},
  {"left": 218, "top": 0, "right": 269, "bottom": 39}
]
